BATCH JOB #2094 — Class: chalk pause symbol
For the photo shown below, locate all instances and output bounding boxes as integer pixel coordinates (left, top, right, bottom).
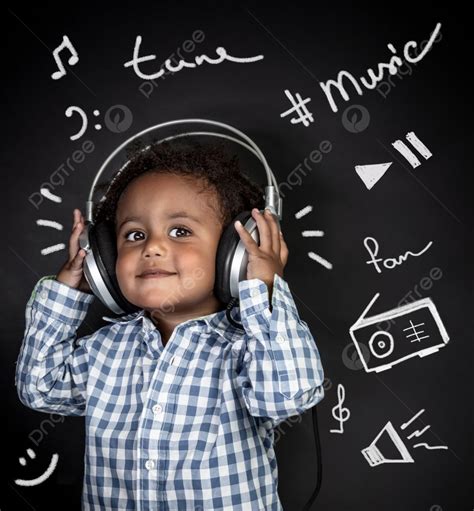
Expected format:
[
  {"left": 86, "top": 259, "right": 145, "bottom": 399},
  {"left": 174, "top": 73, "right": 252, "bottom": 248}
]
[{"left": 392, "top": 131, "right": 432, "bottom": 169}]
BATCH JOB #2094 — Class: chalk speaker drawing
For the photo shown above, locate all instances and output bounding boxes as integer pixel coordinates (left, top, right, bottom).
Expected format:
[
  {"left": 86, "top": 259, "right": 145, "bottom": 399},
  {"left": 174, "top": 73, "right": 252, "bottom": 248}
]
[
  {"left": 362, "top": 409, "right": 448, "bottom": 467},
  {"left": 362, "top": 421, "right": 414, "bottom": 466},
  {"left": 349, "top": 293, "right": 449, "bottom": 373}
]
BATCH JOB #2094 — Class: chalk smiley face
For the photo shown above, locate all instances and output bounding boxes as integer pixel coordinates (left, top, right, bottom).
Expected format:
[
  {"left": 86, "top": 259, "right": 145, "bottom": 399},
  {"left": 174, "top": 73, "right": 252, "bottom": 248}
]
[{"left": 14, "top": 448, "right": 59, "bottom": 487}]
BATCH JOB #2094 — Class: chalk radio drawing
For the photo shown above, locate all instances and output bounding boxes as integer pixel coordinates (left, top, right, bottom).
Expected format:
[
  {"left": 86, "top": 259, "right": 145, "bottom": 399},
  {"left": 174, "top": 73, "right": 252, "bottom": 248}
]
[{"left": 349, "top": 293, "right": 449, "bottom": 373}]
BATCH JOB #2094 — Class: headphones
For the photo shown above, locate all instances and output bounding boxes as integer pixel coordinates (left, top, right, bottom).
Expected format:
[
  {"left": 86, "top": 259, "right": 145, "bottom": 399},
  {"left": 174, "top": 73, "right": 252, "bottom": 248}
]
[
  {"left": 79, "top": 118, "right": 282, "bottom": 318},
  {"left": 78, "top": 118, "right": 322, "bottom": 509}
]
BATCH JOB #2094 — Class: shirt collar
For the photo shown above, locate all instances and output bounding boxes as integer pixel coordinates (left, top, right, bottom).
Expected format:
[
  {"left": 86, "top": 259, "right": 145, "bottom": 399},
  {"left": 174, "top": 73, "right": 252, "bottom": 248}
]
[
  {"left": 102, "top": 306, "right": 239, "bottom": 340},
  {"left": 102, "top": 309, "right": 147, "bottom": 325}
]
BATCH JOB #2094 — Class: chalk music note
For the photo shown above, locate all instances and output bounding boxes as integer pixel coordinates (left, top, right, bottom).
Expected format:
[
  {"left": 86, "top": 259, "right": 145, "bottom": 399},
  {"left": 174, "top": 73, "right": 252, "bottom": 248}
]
[
  {"left": 330, "top": 383, "right": 350, "bottom": 434},
  {"left": 51, "top": 35, "right": 79, "bottom": 80}
]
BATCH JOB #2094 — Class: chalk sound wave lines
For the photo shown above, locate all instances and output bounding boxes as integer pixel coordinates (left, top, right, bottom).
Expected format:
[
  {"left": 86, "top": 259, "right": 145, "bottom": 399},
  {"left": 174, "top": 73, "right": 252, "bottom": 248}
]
[
  {"left": 36, "top": 190, "right": 67, "bottom": 255},
  {"left": 296, "top": 205, "right": 333, "bottom": 269},
  {"left": 392, "top": 131, "right": 432, "bottom": 168}
]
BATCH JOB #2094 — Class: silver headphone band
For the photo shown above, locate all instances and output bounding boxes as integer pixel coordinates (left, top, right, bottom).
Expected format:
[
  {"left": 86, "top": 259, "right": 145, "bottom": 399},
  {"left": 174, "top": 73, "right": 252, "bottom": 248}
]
[{"left": 86, "top": 118, "right": 281, "bottom": 223}]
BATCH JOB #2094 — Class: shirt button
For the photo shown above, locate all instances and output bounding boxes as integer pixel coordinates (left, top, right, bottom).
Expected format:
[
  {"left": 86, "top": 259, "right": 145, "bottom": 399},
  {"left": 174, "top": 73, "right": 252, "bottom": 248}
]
[
  {"left": 276, "top": 334, "right": 286, "bottom": 344},
  {"left": 152, "top": 404, "right": 163, "bottom": 416},
  {"left": 41, "top": 291, "right": 48, "bottom": 299},
  {"left": 145, "top": 459, "right": 155, "bottom": 470},
  {"left": 250, "top": 288, "right": 259, "bottom": 298},
  {"left": 170, "top": 355, "right": 176, "bottom": 366}
]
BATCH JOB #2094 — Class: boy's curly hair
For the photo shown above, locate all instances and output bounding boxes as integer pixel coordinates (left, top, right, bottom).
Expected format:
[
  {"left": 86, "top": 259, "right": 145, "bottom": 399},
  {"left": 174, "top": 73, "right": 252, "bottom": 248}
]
[{"left": 92, "top": 138, "right": 266, "bottom": 233}]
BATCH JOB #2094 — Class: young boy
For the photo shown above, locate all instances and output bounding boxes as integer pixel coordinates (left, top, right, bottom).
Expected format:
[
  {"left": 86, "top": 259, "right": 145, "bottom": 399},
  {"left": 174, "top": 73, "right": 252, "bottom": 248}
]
[{"left": 15, "top": 141, "right": 325, "bottom": 510}]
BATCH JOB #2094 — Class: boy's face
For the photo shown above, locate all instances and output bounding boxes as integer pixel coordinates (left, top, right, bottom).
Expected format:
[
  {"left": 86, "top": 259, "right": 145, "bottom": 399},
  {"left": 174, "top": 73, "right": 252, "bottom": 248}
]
[{"left": 115, "top": 171, "right": 225, "bottom": 319}]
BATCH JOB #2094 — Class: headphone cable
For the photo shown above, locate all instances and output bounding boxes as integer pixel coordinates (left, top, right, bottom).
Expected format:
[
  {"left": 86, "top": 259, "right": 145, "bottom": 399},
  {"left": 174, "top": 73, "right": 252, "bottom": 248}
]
[
  {"left": 301, "top": 405, "right": 322, "bottom": 510},
  {"left": 226, "top": 298, "right": 245, "bottom": 330}
]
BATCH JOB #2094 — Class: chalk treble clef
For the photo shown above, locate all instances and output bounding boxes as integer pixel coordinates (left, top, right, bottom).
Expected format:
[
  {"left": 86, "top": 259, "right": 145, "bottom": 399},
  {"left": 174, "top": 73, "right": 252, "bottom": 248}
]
[{"left": 330, "top": 383, "right": 350, "bottom": 434}]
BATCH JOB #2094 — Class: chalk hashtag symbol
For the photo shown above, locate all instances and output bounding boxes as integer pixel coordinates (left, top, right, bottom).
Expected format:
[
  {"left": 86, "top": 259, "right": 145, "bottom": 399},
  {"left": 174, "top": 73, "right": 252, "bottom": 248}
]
[{"left": 280, "top": 89, "right": 314, "bottom": 127}]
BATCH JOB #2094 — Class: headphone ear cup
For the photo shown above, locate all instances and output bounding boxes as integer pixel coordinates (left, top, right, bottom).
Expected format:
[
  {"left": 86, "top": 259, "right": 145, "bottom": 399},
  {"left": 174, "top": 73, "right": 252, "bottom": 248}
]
[
  {"left": 88, "top": 220, "right": 141, "bottom": 315},
  {"left": 215, "top": 211, "right": 256, "bottom": 305}
]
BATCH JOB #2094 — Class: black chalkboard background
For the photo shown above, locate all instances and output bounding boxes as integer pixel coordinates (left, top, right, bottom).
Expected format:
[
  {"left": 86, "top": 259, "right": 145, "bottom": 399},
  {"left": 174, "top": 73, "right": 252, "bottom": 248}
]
[{"left": 3, "top": 4, "right": 472, "bottom": 511}]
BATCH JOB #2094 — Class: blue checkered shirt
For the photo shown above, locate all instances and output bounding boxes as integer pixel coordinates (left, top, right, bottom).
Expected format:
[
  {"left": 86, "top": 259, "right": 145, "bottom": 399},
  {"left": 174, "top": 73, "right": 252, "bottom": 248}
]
[{"left": 16, "top": 273, "right": 325, "bottom": 510}]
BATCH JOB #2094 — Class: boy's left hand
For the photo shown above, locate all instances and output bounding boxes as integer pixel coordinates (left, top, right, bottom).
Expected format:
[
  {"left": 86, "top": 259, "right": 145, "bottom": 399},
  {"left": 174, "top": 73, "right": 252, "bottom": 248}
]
[{"left": 234, "top": 208, "right": 289, "bottom": 295}]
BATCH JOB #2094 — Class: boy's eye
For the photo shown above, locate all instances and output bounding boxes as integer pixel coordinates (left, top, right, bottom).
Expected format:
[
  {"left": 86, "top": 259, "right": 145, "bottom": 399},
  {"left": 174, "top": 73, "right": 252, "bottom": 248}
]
[
  {"left": 170, "top": 227, "right": 192, "bottom": 238},
  {"left": 124, "top": 227, "right": 192, "bottom": 242},
  {"left": 124, "top": 231, "right": 144, "bottom": 242}
]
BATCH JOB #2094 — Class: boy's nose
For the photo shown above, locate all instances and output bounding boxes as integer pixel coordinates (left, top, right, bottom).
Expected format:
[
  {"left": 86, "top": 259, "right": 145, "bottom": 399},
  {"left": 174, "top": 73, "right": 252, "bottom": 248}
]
[{"left": 143, "top": 234, "right": 168, "bottom": 256}]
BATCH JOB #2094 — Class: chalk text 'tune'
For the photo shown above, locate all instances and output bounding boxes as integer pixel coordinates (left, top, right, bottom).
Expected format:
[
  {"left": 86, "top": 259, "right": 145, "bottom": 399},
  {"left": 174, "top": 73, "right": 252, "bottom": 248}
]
[{"left": 124, "top": 36, "right": 264, "bottom": 80}]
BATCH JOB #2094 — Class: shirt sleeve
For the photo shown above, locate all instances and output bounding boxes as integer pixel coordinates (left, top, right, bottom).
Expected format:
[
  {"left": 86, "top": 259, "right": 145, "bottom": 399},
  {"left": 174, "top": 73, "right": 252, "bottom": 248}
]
[
  {"left": 15, "top": 275, "right": 97, "bottom": 416},
  {"left": 235, "top": 273, "right": 325, "bottom": 426}
]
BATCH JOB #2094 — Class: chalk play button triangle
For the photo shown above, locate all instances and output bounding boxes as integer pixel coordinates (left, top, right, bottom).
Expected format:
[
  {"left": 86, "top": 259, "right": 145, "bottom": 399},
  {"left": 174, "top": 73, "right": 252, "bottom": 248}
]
[{"left": 355, "top": 162, "right": 393, "bottom": 190}]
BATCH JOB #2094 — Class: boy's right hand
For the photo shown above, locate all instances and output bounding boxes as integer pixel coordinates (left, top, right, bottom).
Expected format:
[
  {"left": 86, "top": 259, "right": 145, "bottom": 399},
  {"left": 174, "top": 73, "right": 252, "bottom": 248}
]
[{"left": 56, "top": 209, "right": 93, "bottom": 294}]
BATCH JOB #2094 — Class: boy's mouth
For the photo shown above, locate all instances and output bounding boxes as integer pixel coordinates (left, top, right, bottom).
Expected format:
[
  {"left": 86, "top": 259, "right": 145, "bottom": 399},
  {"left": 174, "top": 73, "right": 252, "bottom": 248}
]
[{"left": 137, "top": 267, "right": 176, "bottom": 278}]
